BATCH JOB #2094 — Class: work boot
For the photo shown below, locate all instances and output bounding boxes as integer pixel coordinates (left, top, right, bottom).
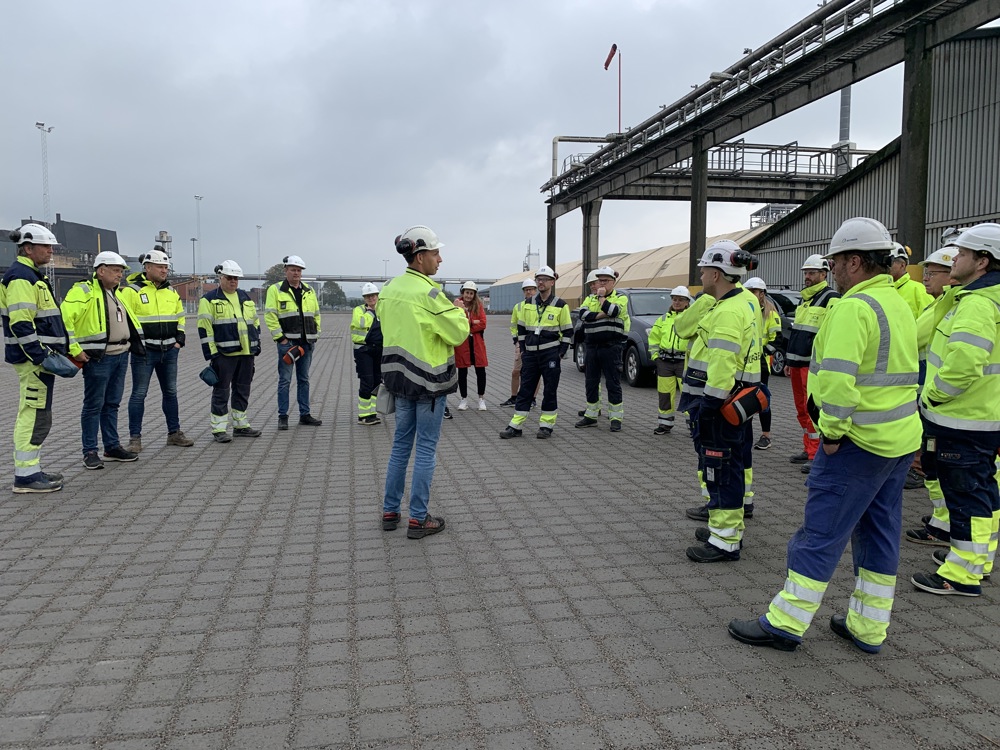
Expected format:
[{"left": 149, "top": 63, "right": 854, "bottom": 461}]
[
  {"left": 800, "top": 461, "right": 813, "bottom": 474},
  {"left": 104, "top": 446, "right": 138, "bottom": 462},
  {"left": 911, "top": 571, "right": 981, "bottom": 597},
  {"left": 12, "top": 476, "right": 62, "bottom": 494},
  {"left": 43, "top": 471, "right": 63, "bottom": 483},
  {"left": 578, "top": 408, "right": 602, "bottom": 417},
  {"left": 610, "top": 420, "right": 622, "bottom": 432},
  {"left": 685, "top": 504, "right": 709, "bottom": 522},
  {"left": 213, "top": 432, "right": 232, "bottom": 443},
  {"left": 653, "top": 425, "right": 671, "bottom": 435},
  {"left": 499, "top": 426, "right": 523, "bottom": 439},
  {"left": 365, "top": 414, "right": 382, "bottom": 425},
  {"left": 789, "top": 451, "right": 809, "bottom": 464},
  {"left": 904, "top": 469, "right": 925, "bottom": 490},
  {"left": 932, "top": 549, "right": 991, "bottom": 581},
  {"left": 278, "top": 415, "right": 289, "bottom": 431},
  {"left": 829, "top": 615, "right": 881, "bottom": 654},
  {"left": 728, "top": 618, "right": 798, "bottom": 651},
  {"left": 744, "top": 503, "right": 754, "bottom": 519},
  {"left": 536, "top": 427, "right": 553, "bottom": 439},
  {"left": 686, "top": 542, "right": 739, "bottom": 563},
  {"left": 575, "top": 416, "right": 598, "bottom": 428},
  {"left": 299, "top": 414, "right": 322, "bottom": 426},
  {"left": 695, "top": 527, "right": 745, "bottom": 548},
  {"left": 499, "top": 396, "right": 517, "bottom": 407},
  {"left": 127, "top": 436, "right": 142, "bottom": 454},
  {"left": 382, "top": 512, "right": 400, "bottom": 531},
  {"left": 905, "top": 528, "right": 950, "bottom": 547},
  {"left": 407, "top": 514, "right": 446, "bottom": 540},
  {"left": 233, "top": 427, "right": 262, "bottom": 437},
  {"left": 167, "top": 431, "right": 194, "bottom": 447}
]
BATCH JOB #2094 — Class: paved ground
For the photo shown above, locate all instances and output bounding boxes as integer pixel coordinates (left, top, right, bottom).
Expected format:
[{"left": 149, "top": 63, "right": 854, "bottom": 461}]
[{"left": 1, "top": 312, "right": 998, "bottom": 750}]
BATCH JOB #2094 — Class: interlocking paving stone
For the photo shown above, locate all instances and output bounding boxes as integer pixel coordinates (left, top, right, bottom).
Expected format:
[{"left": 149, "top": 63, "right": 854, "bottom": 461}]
[{"left": 0, "top": 312, "right": 999, "bottom": 748}]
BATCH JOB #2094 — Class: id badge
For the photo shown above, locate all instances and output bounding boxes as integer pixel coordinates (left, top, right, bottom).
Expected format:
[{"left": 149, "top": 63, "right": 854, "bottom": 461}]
[
  {"left": 535, "top": 326, "right": 541, "bottom": 335},
  {"left": 926, "top": 437, "right": 936, "bottom": 452}
]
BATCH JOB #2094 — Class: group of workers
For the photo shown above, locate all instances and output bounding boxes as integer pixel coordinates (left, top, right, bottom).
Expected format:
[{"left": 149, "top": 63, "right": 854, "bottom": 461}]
[{"left": 0, "top": 224, "right": 322, "bottom": 493}]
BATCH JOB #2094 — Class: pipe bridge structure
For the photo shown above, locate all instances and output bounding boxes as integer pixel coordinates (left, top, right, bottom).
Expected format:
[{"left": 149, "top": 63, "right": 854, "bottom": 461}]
[{"left": 541, "top": 0, "right": 1000, "bottom": 285}]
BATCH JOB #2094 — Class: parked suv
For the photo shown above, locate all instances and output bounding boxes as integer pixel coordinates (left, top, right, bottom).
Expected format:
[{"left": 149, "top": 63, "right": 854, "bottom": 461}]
[{"left": 571, "top": 287, "right": 674, "bottom": 387}]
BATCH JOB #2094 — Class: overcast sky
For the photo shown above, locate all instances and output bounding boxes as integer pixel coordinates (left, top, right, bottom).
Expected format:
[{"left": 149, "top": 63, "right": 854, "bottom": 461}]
[{"left": 4, "top": 0, "right": 910, "bottom": 283}]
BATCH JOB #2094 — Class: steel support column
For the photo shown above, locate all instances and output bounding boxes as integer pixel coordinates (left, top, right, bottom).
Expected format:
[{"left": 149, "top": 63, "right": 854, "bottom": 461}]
[
  {"left": 689, "top": 136, "right": 708, "bottom": 285},
  {"left": 582, "top": 200, "right": 602, "bottom": 296},
  {"left": 546, "top": 214, "right": 557, "bottom": 270},
  {"left": 897, "top": 24, "right": 933, "bottom": 260}
]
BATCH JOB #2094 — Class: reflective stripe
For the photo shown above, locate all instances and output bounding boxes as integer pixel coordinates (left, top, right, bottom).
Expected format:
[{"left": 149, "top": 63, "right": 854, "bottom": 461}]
[
  {"left": 735, "top": 370, "right": 761, "bottom": 383},
  {"left": 14, "top": 450, "right": 38, "bottom": 461},
  {"left": 952, "top": 538, "right": 990, "bottom": 555},
  {"left": 215, "top": 339, "right": 241, "bottom": 348},
  {"left": 13, "top": 333, "right": 39, "bottom": 344},
  {"left": 785, "top": 352, "right": 810, "bottom": 363},
  {"left": 984, "top": 364, "right": 1000, "bottom": 376},
  {"left": 688, "top": 358, "right": 709, "bottom": 371},
  {"left": 927, "top": 350, "right": 943, "bottom": 369},
  {"left": 34, "top": 308, "right": 62, "bottom": 318},
  {"left": 770, "top": 594, "right": 813, "bottom": 625},
  {"left": 824, "top": 403, "right": 856, "bottom": 419},
  {"left": 951, "top": 331, "right": 994, "bottom": 353},
  {"left": 856, "top": 578, "right": 895, "bottom": 599},
  {"left": 709, "top": 537, "right": 741, "bottom": 552},
  {"left": 707, "top": 338, "right": 741, "bottom": 353},
  {"left": 850, "top": 400, "right": 917, "bottom": 425},
  {"left": 525, "top": 339, "right": 560, "bottom": 351},
  {"left": 815, "top": 358, "right": 860, "bottom": 377},
  {"left": 943, "top": 549, "right": 984, "bottom": 576},
  {"left": 849, "top": 597, "right": 891, "bottom": 623},
  {"left": 923, "top": 411, "right": 1000, "bottom": 431},
  {"left": 793, "top": 323, "right": 820, "bottom": 333},
  {"left": 6, "top": 301, "right": 37, "bottom": 312},
  {"left": 584, "top": 323, "right": 625, "bottom": 336},
  {"left": 704, "top": 385, "right": 731, "bottom": 400},
  {"left": 784, "top": 580, "right": 824, "bottom": 604},
  {"left": 853, "top": 294, "right": 891, "bottom": 374},
  {"left": 932, "top": 374, "right": 965, "bottom": 397},
  {"left": 855, "top": 372, "right": 919, "bottom": 386}
]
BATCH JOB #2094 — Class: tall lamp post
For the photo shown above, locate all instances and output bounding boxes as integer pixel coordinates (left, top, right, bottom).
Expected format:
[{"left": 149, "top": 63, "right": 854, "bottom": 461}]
[
  {"left": 190, "top": 237, "right": 197, "bottom": 275},
  {"left": 35, "top": 122, "right": 54, "bottom": 223},
  {"left": 256, "top": 224, "right": 263, "bottom": 305},
  {"left": 194, "top": 195, "right": 203, "bottom": 272}
]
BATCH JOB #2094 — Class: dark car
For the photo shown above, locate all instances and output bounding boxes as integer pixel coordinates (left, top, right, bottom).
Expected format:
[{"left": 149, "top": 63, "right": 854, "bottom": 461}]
[
  {"left": 766, "top": 289, "right": 801, "bottom": 376},
  {"left": 571, "top": 287, "right": 675, "bottom": 387}
]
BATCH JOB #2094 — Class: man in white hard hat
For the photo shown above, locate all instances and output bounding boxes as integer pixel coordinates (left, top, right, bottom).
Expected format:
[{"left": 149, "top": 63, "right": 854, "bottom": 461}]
[
  {"left": 785, "top": 253, "right": 841, "bottom": 474},
  {"left": 379, "top": 226, "right": 469, "bottom": 539},
  {"left": 264, "top": 255, "right": 322, "bottom": 430},
  {"left": 61, "top": 251, "right": 145, "bottom": 470},
  {"left": 1, "top": 224, "right": 70, "bottom": 493},
  {"left": 889, "top": 242, "right": 933, "bottom": 319},
  {"left": 119, "top": 247, "right": 194, "bottom": 452},
  {"left": 500, "top": 278, "right": 540, "bottom": 407},
  {"left": 729, "top": 217, "right": 919, "bottom": 653},
  {"left": 575, "top": 266, "right": 630, "bottom": 432},
  {"left": 199, "top": 260, "right": 263, "bottom": 442},
  {"left": 910, "top": 223, "right": 1000, "bottom": 598},
  {"left": 350, "top": 283, "right": 383, "bottom": 424},
  {"left": 648, "top": 286, "right": 693, "bottom": 434}
]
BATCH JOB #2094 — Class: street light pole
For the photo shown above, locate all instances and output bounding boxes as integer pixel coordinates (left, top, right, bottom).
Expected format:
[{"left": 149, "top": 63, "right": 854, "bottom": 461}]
[
  {"left": 190, "top": 237, "right": 197, "bottom": 275},
  {"left": 194, "top": 195, "right": 203, "bottom": 272},
  {"left": 35, "top": 122, "right": 54, "bottom": 224}
]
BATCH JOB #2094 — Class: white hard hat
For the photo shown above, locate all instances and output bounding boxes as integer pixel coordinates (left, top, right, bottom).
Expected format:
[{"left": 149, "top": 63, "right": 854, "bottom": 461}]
[
  {"left": 361, "top": 282, "right": 379, "bottom": 296},
  {"left": 743, "top": 277, "right": 767, "bottom": 291},
  {"left": 947, "top": 222, "right": 1000, "bottom": 260},
  {"left": 889, "top": 242, "right": 910, "bottom": 261},
  {"left": 595, "top": 265, "right": 617, "bottom": 278},
  {"left": 395, "top": 225, "right": 443, "bottom": 255},
  {"left": 93, "top": 251, "right": 128, "bottom": 268},
  {"left": 12, "top": 223, "right": 57, "bottom": 246},
  {"left": 585, "top": 269, "right": 600, "bottom": 284},
  {"left": 670, "top": 285, "right": 694, "bottom": 300},
  {"left": 825, "top": 217, "right": 895, "bottom": 258},
  {"left": 919, "top": 249, "right": 956, "bottom": 268},
  {"left": 215, "top": 259, "right": 244, "bottom": 278},
  {"left": 461, "top": 281, "right": 478, "bottom": 292},
  {"left": 801, "top": 254, "right": 830, "bottom": 271},
  {"left": 521, "top": 277, "right": 537, "bottom": 289},
  {"left": 283, "top": 255, "right": 306, "bottom": 268},
  {"left": 535, "top": 265, "right": 557, "bottom": 279},
  {"left": 141, "top": 248, "right": 170, "bottom": 266},
  {"left": 697, "top": 239, "right": 749, "bottom": 276}
]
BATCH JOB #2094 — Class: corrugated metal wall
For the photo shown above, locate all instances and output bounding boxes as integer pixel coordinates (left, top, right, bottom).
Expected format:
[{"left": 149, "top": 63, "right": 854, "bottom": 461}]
[{"left": 754, "top": 30, "right": 1000, "bottom": 289}]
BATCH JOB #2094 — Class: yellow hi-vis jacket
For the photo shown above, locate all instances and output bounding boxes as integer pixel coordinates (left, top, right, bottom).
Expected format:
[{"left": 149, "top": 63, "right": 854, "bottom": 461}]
[
  {"left": 515, "top": 292, "right": 573, "bottom": 354},
  {"left": 350, "top": 304, "right": 381, "bottom": 349},
  {"left": 120, "top": 271, "right": 185, "bottom": 350},
  {"left": 916, "top": 286, "right": 958, "bottom": 366},
  {"left": 61, "top": 276, "right": 145, "bottom": 359},
  {"left": 377, "top": 268, "right": 470, "bottom": 401},
  {"left": 689, "top": 287, "right": 762, "bottom": 403},
  {"left": 197, "top": 288, "right": 261, "bottom": 359},
  {"left": 921, "top": 271, "right": 1000, "bottom": 432},
  {"left": 808, "top": 274, "right": 921, "bottom": 456},
  {"left": 649, "top": 309, "right": 685, "bottom": 360},
  {"left": 509, "top": 298, "right": 532, "bottom": 342},
  {"left": 264, "top": 281, "right": 320, "bottom": 344},
  {"left": 676, "top": 293, "right": 718, "bottom": 397},
  {"left": 894, "top": 274, "right": 935, "bottom": 320},
  {"left": 577, "top": 290, "right": 630, "bottom": 345},
  {"left": 1, "top": 256, "right": 69, "bottom": 365},
  {"left": 786, "top": 281, "right": 839, "bottom": 367}
]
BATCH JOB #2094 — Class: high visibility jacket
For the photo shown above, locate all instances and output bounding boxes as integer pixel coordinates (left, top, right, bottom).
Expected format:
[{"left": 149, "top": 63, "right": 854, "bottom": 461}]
[
  {"left": 577, "top": 290, "right": 630, "bottom": 346},
  {"left": 350, "top": 304, "right": 382, "bottom": 349},
  {"left": 515, "top": 292, "right": 573, "bottom": 353},
  {"left": 894, "top": 274, "right": 935, "bottom": 320},
  {"left": 786, "top": 281, "right": 839, "bottom": 367},
  {"left": 677, "top": 293, "right": 718, "bottom": 396},
  {"left": 119, "top": 271, "right": 185, "bottom": 350},
  {"left": 198, "top": 288, "right": 261, "bottom": 359},
  {"left": 916, "top": 286, "right": 958, "bottom": 365},
  {"left": 921, "top": 271, "right": 1000, "bottom": 432},
  {"left": 377, "top": 268, "right": 470, "bottom": 401},
  {"left": 509, "top": 299, "right": 530, "bottom": 342},
  {"left": 808, "top": 274, "right": 921, "bottom": 457},
  {"left": 264, "top": 281, "right": 320, "bottom": 344},
  {"left": 649, "top": 309, "right": 685, "bottom": 360},
  {"left": 686, "top": 287, "right": 762, "bottom": 403},
  {"left": 762, "top": 306, "right": 782, "bottom": 353},
  {"left": 1, "top": 256, "right": 69, "bottom": 365},
  {"left": 61, "top": 276, "right": 145, "bottom": 360}
]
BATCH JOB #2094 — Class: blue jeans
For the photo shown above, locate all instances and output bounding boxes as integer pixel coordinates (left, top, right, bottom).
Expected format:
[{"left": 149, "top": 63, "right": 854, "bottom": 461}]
[
  {"left": 277, "top": 342, "right": 312, "bottom": 417},
  {"left": 383, "top": 395, "right": 446, "bottom": 521},
  {"left": 81, "top": 352, "right": 129, "bottom": 454},
  {"left": 128, "top": 347, "right": 180, "bottom": 437}
]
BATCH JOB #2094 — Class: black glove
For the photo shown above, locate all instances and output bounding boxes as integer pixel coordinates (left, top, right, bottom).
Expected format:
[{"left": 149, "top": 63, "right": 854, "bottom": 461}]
[
  {"left": 558, "top": 343, "right": 569, "bottom": 359},
  {"left": 806, "top": 395, "right": 820, "bottom": 426}
]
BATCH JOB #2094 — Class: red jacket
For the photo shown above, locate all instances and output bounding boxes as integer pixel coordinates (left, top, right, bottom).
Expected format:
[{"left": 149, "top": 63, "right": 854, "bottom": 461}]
[{"left": 454, "top": 303, "right": 488, "bottom": 368}]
